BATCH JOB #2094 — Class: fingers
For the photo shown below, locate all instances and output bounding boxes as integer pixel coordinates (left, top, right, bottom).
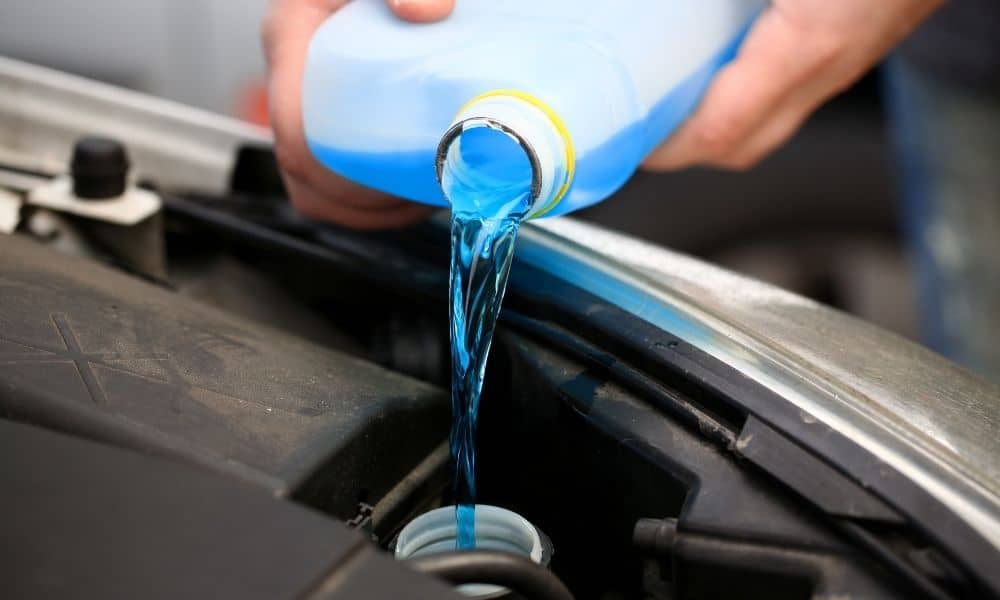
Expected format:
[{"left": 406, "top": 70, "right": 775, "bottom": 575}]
[
  {"left": 284, "top": 173, "right": 437, "bottom": 230},
  {"left": 263, "top": 0, "right": 450, "bottom": 229},
  {"left": 263, "top": 0, "right": 346, "bottom": 196},
  {"left": 643, "top": 8, "right": 843, "bottom": 170},
  {"left": 384, "top": 0, "right": 455, "bottom": 23},
  {"left": 712, "top": 95, "right": 816, "bottom": 170},
  {"left": 713, "top": 64, "right": 848, "bottom": 169},
  {"left": 643, "top": 0, "right": 942, "bottom": 172}
]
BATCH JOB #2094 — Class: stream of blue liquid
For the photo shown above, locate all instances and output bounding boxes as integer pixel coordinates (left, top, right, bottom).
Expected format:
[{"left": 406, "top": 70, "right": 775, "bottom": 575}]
[{"left": 443, "top": 126, "right": 533, "bottom": 550}]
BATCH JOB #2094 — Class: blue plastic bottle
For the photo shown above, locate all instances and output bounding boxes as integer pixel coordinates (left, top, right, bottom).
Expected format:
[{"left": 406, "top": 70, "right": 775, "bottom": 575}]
[
  {"left": 305, "top": 0, "right": 765, "bottom": 552},
  {"left": 303, "top": 0, "right": 762, "bottom": 218}
]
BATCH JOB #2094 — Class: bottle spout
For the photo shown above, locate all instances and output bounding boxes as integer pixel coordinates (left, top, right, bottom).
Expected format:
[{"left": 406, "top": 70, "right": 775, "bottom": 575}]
[
  {"left": 436, "top": 91, "right": 574, "bottom": 218},
  {"left": 436, "top": 117, "right": 543, "bottom": 208}
]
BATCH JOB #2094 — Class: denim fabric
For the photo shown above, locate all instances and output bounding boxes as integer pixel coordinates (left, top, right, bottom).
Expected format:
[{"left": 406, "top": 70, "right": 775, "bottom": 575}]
[{"left": 884, "top": 57, "right": 1000, "bottom": 381}]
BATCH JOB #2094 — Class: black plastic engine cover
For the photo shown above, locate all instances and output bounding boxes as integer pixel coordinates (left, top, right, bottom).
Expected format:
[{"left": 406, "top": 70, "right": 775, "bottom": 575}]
[
  {"left": 0, "top": 419, "right": 459, "bottom": 599},
  {"left": 0, "top": 234, "right": 449, "bottom": 518}
]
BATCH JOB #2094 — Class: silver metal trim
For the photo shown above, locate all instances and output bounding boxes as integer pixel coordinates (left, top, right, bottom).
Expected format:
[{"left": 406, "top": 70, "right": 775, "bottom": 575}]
[
  {"left": 0, "top": 56, "right": 270, "bottom": 194},
  {"left": 524, "top": 218, "right": 1000, "bottom": 551}
]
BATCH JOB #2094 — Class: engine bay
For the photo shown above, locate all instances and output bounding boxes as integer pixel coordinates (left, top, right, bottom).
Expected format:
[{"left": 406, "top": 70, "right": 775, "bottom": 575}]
[{"left": 1, "top": 133, "right": 990, "bottom": 599}]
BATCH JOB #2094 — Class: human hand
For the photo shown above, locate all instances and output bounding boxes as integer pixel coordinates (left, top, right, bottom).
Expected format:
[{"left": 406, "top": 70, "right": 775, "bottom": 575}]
[
  {"left": 262, "top": 0, "right": 454, "bottom": 229},
  {"left": 644, "top": 0, "right": 943, "bottom": 171}
]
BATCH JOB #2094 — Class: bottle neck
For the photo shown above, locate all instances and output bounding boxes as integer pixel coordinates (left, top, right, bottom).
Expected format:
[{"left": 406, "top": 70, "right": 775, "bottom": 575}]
[{"left": 436, "top": 92, "right": 573, "bottom": 218}]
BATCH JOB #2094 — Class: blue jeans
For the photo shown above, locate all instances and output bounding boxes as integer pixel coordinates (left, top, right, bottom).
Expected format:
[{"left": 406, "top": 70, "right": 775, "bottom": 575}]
[{"left": 884, "top": 57, "right": 1000, "bottom": 381}]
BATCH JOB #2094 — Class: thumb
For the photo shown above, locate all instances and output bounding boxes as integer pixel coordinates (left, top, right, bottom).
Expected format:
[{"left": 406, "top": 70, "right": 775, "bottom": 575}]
[{"left": 385, "top": 0, "right": 455, "bottom": 23}]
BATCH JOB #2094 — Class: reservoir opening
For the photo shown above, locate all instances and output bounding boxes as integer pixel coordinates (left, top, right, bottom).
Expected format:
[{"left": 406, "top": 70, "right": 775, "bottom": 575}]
[{"left": 395, "top": 505, "right": 552, "bottom": 598}]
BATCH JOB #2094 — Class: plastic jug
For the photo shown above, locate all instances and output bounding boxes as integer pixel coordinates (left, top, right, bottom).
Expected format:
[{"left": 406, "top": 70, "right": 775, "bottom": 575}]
[{"left": 304, "top": 0, "right": 763, "bottom": 218}]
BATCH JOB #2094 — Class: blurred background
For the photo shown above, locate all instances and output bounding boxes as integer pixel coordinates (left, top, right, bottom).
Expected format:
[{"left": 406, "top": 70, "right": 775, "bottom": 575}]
[
  {"left": 0, "top": 0, "right": 271, "bottom": 119},
  {"left": 0, "top": 1, "right": 917, "bottom": 341}
]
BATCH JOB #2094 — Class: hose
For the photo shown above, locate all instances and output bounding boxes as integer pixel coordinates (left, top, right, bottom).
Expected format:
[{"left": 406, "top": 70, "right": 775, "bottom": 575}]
[{"left": 408, "top": 550, "right": 574, "bottom": 600}]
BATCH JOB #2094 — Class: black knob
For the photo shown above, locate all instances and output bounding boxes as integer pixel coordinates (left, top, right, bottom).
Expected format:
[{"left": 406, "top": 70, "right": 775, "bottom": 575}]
[{"left": 70, "top": 136, "right": 130, "bottom": 199}]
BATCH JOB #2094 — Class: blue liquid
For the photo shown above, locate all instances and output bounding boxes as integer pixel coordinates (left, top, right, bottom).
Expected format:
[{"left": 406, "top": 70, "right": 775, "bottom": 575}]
[
  {"left": 444, "top": 126, "right": 532, "bottom": 550},
  {"left": 305, "top": 17, "right": 759, "bottom": 550}
]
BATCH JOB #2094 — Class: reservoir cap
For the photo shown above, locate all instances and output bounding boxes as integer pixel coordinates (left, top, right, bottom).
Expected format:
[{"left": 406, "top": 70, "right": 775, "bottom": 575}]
[{"left": 70, "top": 136, "right": 130, "bottom": 199}]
